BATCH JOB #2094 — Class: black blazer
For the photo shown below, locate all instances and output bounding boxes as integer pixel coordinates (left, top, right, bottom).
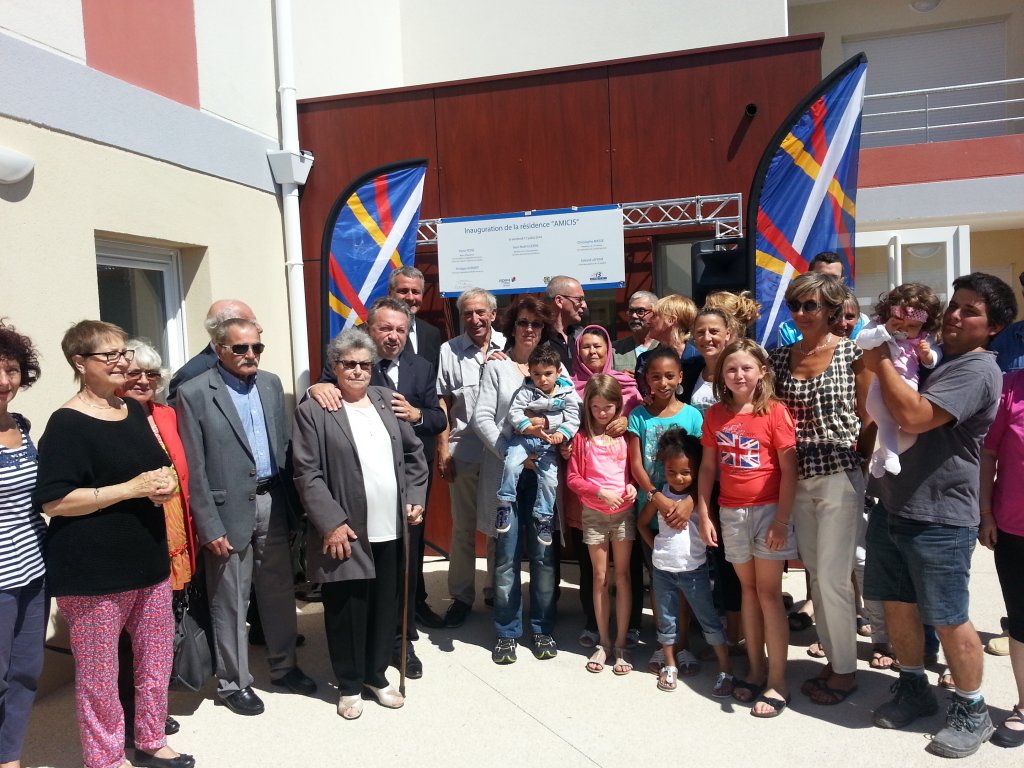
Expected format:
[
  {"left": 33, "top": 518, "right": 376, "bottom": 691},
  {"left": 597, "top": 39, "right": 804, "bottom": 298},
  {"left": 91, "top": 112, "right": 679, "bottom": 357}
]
[
  {"left": 319, "top": 348, "right": 445, "bottom": 463},
  {"left": 412, "top": 316, "right": 442, "bottom": 373},
  {"left": 167, "top": 344, "right": 218, "bottom": 406}
]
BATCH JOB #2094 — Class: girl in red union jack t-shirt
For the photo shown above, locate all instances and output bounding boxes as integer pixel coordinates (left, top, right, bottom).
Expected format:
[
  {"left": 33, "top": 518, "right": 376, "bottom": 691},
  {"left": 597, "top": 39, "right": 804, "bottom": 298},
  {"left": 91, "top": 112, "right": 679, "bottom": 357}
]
[{"left": 695, "top": 338, "right": 797, "bottom": 719}]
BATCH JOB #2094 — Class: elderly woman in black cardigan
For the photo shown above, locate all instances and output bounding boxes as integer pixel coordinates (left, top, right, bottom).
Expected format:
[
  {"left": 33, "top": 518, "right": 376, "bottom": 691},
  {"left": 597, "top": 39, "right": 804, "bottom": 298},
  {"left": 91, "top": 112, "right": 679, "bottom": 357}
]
[{"left": 292, "top": 328, "right": 428, "bottom": 721}]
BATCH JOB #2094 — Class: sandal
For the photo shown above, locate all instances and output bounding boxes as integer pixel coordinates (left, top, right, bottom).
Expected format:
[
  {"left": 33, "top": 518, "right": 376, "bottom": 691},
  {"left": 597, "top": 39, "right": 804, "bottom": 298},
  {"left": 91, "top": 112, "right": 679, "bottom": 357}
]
[
  {"left": 751, "top": 691, "right": 790, "bottom": 718},
  {"left": 856, "top": 616, "right": 873, "bottom": 637},
  {"left": 677, "top": 649, "right": 699, "bottom": 677},
  {"left": 578, "top": 629, "right": 599, "bottom": 648},
  {"left": 870, "top": 646, "right": 896, "bottom": 670},
  {"left": 646, "top": 648, "right": 665, "bottom": 676},
  {"left": 806, "top": 675, "right": 858, "bottom": 706},
  {"left": 993, "top": 706, "right": 1024, "bottom": 748},
  {"left": 800, "top": 663, "right": 833, "bottom": 696},
  {"left": 712, "top": 672, "right": 734, "bottom": 698},
  {"left": 806, "top": 641, "right": 827, "bottom": 659},
  {"left": 732, "top": 678, "right": 765, "bottom": 703},
  {"left": 612, "top": 647, "right": 633, "bottom": 676},
  {"left": 938, "top": 671, "right": 956, "bottom": 690},
  {"left": 788, "top": 611, "right": 814, "bottom": 631},
  {"left": 586, "top": 646, "right": 607, "bottom": 674},
  {"left": 337, "top": 694, "right": 363, "bottom": 720},
  {"left": 657, "top": 665, "right": 678, "bottom": 692}
]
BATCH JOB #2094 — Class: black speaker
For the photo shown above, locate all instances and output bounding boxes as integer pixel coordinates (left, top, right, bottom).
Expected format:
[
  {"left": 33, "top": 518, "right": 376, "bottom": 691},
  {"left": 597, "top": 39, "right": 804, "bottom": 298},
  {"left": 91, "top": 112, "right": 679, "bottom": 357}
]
[{"left": 690, "top": 237, "right": 750, "bottom": 305}]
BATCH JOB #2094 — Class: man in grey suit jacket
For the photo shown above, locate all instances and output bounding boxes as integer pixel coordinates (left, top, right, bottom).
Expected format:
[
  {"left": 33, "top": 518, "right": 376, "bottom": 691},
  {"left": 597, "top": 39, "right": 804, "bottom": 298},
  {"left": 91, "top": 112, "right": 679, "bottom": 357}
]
[{"left": 176, "top": 318, "right": 315, "bottom": 716}]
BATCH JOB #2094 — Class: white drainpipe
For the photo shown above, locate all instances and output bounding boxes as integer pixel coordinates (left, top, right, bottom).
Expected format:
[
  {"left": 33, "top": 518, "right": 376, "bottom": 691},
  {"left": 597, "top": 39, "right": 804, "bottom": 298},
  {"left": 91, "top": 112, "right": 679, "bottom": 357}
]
[{"left": 269, "top": 0, "right": 313, "bottom": 392}]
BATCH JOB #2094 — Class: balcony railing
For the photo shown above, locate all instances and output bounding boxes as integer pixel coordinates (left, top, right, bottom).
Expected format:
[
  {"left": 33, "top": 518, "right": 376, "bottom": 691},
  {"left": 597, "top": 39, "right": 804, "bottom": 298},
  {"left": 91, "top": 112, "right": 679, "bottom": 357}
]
[{"left": 862, "top": 77, "right": 1024, "bottom": 148}]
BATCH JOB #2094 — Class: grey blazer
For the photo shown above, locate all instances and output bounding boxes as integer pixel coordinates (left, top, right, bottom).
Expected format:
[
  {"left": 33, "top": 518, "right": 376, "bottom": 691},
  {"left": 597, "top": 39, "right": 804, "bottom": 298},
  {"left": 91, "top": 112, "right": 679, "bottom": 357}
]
[
  {"left": 175, "top": 365, "right": 292, "bottom": 548},
  {"left": 291, "top": 386, "right": 428, "bottom": 583}
]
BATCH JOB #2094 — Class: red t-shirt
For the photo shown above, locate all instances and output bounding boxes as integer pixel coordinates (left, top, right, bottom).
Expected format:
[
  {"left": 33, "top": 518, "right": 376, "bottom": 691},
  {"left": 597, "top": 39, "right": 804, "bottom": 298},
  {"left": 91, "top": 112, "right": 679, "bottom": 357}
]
[{"left": 701, "top": 400, "right": 796, "bottom": 508}]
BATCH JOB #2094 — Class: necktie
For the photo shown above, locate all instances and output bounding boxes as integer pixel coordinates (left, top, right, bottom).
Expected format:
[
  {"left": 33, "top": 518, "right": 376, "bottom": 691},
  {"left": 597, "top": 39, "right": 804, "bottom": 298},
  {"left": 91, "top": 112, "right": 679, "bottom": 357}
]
[{"left": 378, "top": 359, "right": 396, "bottom": 389}]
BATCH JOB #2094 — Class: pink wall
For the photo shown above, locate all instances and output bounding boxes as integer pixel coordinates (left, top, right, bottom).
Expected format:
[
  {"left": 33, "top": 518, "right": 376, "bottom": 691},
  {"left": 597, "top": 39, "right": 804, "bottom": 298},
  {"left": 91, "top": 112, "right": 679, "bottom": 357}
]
[{"left": 82, "top": 0, "right": 200, "bottom": 108}]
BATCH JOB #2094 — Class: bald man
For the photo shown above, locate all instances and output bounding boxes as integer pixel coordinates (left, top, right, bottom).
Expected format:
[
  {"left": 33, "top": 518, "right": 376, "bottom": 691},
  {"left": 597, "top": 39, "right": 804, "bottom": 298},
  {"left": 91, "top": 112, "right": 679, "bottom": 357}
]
[{"left": 168, "top": 300, "right": 261, "bottom": 405}]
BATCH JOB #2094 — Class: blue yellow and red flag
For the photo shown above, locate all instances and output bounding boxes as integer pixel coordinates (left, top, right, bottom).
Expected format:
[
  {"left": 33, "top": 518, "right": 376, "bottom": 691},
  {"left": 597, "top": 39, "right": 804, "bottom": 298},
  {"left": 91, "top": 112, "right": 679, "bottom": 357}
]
[
  {"left": 320, "top": 159, "right": 428, "bottom": 348},
  {"left": 747, "top": 53, "right": 867, "bottom": 346}
]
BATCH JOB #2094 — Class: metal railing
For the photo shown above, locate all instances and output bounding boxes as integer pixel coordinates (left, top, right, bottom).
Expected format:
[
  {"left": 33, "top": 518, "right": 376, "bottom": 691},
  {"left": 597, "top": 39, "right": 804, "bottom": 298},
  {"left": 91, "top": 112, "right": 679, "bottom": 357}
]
[
  {"left": 862, "top": 77, "right": 1024, "bottom": 145},
  {"left": 417, "top": 193, "right": 743, "bottom": 244}
]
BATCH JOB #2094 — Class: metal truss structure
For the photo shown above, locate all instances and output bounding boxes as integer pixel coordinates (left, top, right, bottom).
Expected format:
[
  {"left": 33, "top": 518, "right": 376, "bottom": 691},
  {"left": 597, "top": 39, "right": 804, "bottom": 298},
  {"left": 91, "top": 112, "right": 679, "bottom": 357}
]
[{"left": 416, "top": 193, "right": 743, "bottom": 245}]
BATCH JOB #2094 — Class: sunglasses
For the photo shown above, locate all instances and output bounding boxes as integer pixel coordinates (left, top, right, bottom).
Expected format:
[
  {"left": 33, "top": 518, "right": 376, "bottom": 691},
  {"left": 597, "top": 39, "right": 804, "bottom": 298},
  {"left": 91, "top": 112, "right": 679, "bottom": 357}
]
[
  {"left": 516, "top": 319, "right": 544, "bottom": 330},
  {"left": 337, "top": 359, "right": 372, "bottom": 372},
  {"left": 221, "top": 343, "right": 265, "bottom": 355},
  {"left": 126, "top": 368, "right": 162, "bottom": 380},
  {"left": 83, "top": 349, "right": 134, "bottom": 364},
  {"left": 785, "top": 299, "right": 823, "bottom": 315}
]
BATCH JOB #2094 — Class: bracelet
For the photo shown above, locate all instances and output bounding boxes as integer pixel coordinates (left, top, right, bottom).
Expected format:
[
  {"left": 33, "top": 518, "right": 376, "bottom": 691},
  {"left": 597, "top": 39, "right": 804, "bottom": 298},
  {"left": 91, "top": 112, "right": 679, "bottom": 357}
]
[
  {"left": 980, "top": 510, "right": 993, "bottom": 517},
  {"left": 771, "top": 518, "right": 790, "bottom": 527},
  {"left": 93, "top": 487, "right": 101, "bottom": 509}
]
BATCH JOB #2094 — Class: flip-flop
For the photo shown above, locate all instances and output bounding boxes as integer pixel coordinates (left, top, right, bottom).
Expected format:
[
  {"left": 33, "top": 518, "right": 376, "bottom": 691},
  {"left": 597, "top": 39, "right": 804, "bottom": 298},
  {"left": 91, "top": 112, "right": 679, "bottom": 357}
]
[
  {"left": 657, "top": 665, "right": 678, "bottom": 692},
  {"left": 800, "top": 663, "right": 833, "bottom": 696},
  {"left": 731, "top": 678, "right": 765, "bottom": 704},
  {"left": 806, "top": 641, "right": 827, "bottom": 659},
  {"left": 806, "top": 678, "right": 858, "bottom": 705},
  {"left": 938, "top": 672, "right": 956, "bottom": 690},
  {"left": 870, "top": 647, "right": 896, "bottom": 670},
  {"left": 612, "top": 647, "right": 633, "bottom": 676},
  {"left": 586, "top": 646, "right": 607, "bottom": 673},
  {"left": 857, "top": 616, "right": 873, "bottom": 637},
  {"left": 751, "top": 692, "right": 790, "bottom": 718}
]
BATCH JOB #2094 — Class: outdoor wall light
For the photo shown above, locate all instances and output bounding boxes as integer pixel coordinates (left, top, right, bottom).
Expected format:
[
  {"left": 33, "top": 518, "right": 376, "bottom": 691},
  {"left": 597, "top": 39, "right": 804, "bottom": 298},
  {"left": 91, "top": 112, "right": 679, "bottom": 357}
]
[
  {"left": 0, "top": 146, "right": 34, "bottom": 184},
  {"left": 909, "top": 0, "right": 944, "bottom": 12}
]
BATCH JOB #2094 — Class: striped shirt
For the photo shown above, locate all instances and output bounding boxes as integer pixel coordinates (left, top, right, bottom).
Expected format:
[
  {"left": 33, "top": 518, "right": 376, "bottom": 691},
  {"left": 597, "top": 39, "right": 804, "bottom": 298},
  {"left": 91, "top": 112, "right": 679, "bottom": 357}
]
[{"left": 0, "top": 413, "right": 45, "bottom": 589}]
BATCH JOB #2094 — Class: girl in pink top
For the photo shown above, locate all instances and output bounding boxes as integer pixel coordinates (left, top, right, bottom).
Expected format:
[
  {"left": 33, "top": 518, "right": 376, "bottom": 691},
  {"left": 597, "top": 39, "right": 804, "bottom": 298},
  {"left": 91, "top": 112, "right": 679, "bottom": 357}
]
[{"left": 567, "top": 374, "right": 637, "bottom": 675}]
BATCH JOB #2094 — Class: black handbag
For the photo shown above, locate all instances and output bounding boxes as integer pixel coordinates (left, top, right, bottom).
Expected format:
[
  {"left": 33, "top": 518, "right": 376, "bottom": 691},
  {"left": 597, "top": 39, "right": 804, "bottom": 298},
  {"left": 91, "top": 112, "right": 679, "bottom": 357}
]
[{"left": 169, "top": 581, "right": 214, "bottom": 692}]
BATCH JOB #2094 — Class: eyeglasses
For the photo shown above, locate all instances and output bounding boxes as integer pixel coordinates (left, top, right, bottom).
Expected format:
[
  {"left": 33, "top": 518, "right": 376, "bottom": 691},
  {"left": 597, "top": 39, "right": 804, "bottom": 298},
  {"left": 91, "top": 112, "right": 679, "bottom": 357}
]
[
  {"left": 558, "top": 294, "right": 587, "bottom": 308},
  {"left": 337, "top": 359, "right": 373, "bottom": 372},
  {"left": 221, "top": 343, "right": 265, "bottom": 355},
  {"left": 785, "top": 299, "right": 823, "bottom": 315},
  {"left": 627, "top": 307, "right": 652, "bottom": 317},
  {"left": 516, "top": 319, "right": 544, "bottom": 330},
  {"left": 82, "top": 349, "right": 134, "bottom": 364},
  {"left": 126, "top": 368, "right": 162, "bottom": 380}
]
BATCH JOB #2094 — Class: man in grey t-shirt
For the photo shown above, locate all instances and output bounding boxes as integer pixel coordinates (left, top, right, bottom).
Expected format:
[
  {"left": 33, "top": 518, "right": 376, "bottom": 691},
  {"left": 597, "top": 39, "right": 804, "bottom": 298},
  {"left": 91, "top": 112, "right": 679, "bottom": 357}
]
[{"left": 861, "top": 272, "right": 1017, "bottom": 759}]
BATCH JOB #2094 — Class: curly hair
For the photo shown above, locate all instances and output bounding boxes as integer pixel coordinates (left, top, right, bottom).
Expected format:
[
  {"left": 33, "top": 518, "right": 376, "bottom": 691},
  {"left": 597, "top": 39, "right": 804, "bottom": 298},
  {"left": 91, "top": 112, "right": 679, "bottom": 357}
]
[
  {"left": 702, "top": 291, "right": 761, "bottom": 338},
  {"left": 873, "top": 283, "right": 942, "bottom": 335},
  {"left": 0, "top": 320, "right": 41, "bottom": 389},
  {"left": 712, "top": 338, "right": 778, "bottom": 416},
  {"left": 655, "top": 428, "right": 702, "bottom": 473}
]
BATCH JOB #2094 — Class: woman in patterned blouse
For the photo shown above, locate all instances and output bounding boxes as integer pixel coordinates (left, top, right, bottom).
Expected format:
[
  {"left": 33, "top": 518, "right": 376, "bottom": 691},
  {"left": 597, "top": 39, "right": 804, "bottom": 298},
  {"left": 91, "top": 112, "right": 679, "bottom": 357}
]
[{"left": 768, "top": 273, "right": 872, "bottom": 707}]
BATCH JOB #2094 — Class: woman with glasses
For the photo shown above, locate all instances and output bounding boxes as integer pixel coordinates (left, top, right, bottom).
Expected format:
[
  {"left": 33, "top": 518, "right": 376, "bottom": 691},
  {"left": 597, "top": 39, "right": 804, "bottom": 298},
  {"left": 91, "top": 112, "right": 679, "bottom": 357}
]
[
  {"left": 34, "top": 321, "right": 194, "bottom": 768},
  {"left": 767, "top": 273, "right": 871, "bottom": 708},
  {"left": 292, "top": 329, "right": 427, "bottom": 720},
  {"left": 115, "top": 339, "right": 197, "bottom": 740},
  {"left": 472, "top": 295, "right": 564, "bottom": 665}
]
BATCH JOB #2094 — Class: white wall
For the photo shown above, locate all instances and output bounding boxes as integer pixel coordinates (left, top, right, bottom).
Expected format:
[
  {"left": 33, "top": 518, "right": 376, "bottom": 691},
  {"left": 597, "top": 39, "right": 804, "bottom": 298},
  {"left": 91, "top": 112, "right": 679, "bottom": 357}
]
[
  {"left": 0, "top": 0, "right": 84, "bottom": 60},
  {"left": 293, "top": 0, "right": 789, "bottom": 98},
  {"left": 194, "top": 0, "right": 280, "bottom": 139}
]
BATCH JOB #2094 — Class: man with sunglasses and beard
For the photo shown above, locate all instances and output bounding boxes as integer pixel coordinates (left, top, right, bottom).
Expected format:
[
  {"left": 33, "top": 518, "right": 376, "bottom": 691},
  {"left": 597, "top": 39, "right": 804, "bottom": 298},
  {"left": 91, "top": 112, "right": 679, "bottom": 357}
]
[{"left": 177, "top": 319, "right": 316, "bottom": 716}]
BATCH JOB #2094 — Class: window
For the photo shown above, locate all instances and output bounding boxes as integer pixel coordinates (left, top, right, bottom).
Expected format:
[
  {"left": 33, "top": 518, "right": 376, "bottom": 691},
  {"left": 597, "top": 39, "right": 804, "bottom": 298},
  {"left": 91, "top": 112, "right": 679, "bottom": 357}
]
[{"left": 96, "top": 240, "right": 186, "bottom": 371}]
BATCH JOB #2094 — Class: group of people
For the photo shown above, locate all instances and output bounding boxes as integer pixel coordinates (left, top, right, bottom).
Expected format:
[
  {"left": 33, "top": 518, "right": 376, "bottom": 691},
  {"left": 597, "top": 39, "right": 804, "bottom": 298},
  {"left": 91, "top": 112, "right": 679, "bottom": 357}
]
[{"left": 1, "top": 259, "right": 1023, "bottom": 766}]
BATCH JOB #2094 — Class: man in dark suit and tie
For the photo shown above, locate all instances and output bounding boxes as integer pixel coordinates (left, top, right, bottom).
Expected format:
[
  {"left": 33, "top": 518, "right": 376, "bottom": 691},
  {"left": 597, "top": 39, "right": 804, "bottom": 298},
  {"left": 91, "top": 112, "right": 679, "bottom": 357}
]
[
  {"left": 167, "top": 299, "right": 261, "bottom": 405},
  {"left": 310, "top": 298, "right": 445, "bottom": 679},
  {"left": 388, "top": 265, "right": 442, "bottom": 372},
  {"left": 176, "top": 319, "right": 316, "bottom": 716}
]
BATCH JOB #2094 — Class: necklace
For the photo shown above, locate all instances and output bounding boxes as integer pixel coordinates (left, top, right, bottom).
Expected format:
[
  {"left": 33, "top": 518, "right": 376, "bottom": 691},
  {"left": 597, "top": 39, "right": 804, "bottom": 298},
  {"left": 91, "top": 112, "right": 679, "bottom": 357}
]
[
  {"left": 797, "top": 333, "right": 833, "bottom": 356},
  {"left": 77, "top": 392, "right": 124, "bottom": 410}
]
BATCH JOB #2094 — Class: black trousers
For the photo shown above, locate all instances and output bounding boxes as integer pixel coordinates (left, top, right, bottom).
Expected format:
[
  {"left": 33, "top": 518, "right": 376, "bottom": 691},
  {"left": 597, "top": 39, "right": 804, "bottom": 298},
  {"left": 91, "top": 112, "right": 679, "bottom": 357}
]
[
  {"left": 396, "top": 470, "right": 434, "bottom": 648},
  {"left": 322, "top": 538, "right": 401, "bottom": 696},
  {"left": 994, "top": 528, "right": 1024, "bottom": 643}
]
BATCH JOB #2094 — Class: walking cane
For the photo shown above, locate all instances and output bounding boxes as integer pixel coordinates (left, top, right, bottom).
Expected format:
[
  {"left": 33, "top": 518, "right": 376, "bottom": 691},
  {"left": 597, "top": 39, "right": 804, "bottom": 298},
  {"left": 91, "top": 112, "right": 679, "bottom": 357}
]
[{"left": 399, "top": 505, "right": 411, "bottom": 698}]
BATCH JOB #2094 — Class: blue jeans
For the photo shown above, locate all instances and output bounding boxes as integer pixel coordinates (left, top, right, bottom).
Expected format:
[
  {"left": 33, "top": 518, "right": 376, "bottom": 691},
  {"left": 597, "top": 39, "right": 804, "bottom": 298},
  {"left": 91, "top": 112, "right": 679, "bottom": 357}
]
[
  {"left": 0, "top": 576, "right": 47, "bottom": 763},
  {"left": 493, "top": 469, "right": 557, "bottom": 638},
  {"left": 864, "top": 502, "right": 976, "bottom": 627},
  {"left": 653, "top": 563, "right": 726, "bottom": 647},
  {"left": 497, "top": 437, "right": 557, "bottom": 524}
]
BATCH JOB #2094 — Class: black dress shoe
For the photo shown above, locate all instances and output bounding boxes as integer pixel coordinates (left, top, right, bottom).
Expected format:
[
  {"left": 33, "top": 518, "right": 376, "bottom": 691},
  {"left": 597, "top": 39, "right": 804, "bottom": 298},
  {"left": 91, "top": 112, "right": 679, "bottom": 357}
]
[
  {"left": 415, "top": 602, "right": 446, "bottom": 629},
  {"left": 392, "top": 646, "right": 423, "bottom": 679},
  {"left": 444, "top": 599, "right": 472, "bottom": 628},
  {"left": 217, "top": 686, "right": 265, "bottom": 716},
  {"left": 249, "top": 629, "right": 305, "bottom": 647},
  {"left": 271, "top": 666, "right": 317, "bottom": 695},
  {"left": 132, "top": 749, "right": 196, "bottom": 768},
  {"left": 164, "top": 715, "right": 180, "bottom": 735}
]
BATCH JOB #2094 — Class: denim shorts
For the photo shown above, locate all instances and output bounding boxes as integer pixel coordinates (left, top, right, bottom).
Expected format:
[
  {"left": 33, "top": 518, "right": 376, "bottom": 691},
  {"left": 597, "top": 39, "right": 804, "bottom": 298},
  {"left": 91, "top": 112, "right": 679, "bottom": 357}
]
[{"left": 863, "top": 502, "right": 976, "bottom": 627}]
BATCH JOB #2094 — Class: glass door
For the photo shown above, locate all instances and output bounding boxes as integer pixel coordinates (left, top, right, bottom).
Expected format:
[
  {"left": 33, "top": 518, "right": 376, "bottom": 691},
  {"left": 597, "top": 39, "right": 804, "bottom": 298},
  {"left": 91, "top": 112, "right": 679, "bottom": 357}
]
[{"left": 854, "top": 226, "right": 970, "bottom": 311}]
